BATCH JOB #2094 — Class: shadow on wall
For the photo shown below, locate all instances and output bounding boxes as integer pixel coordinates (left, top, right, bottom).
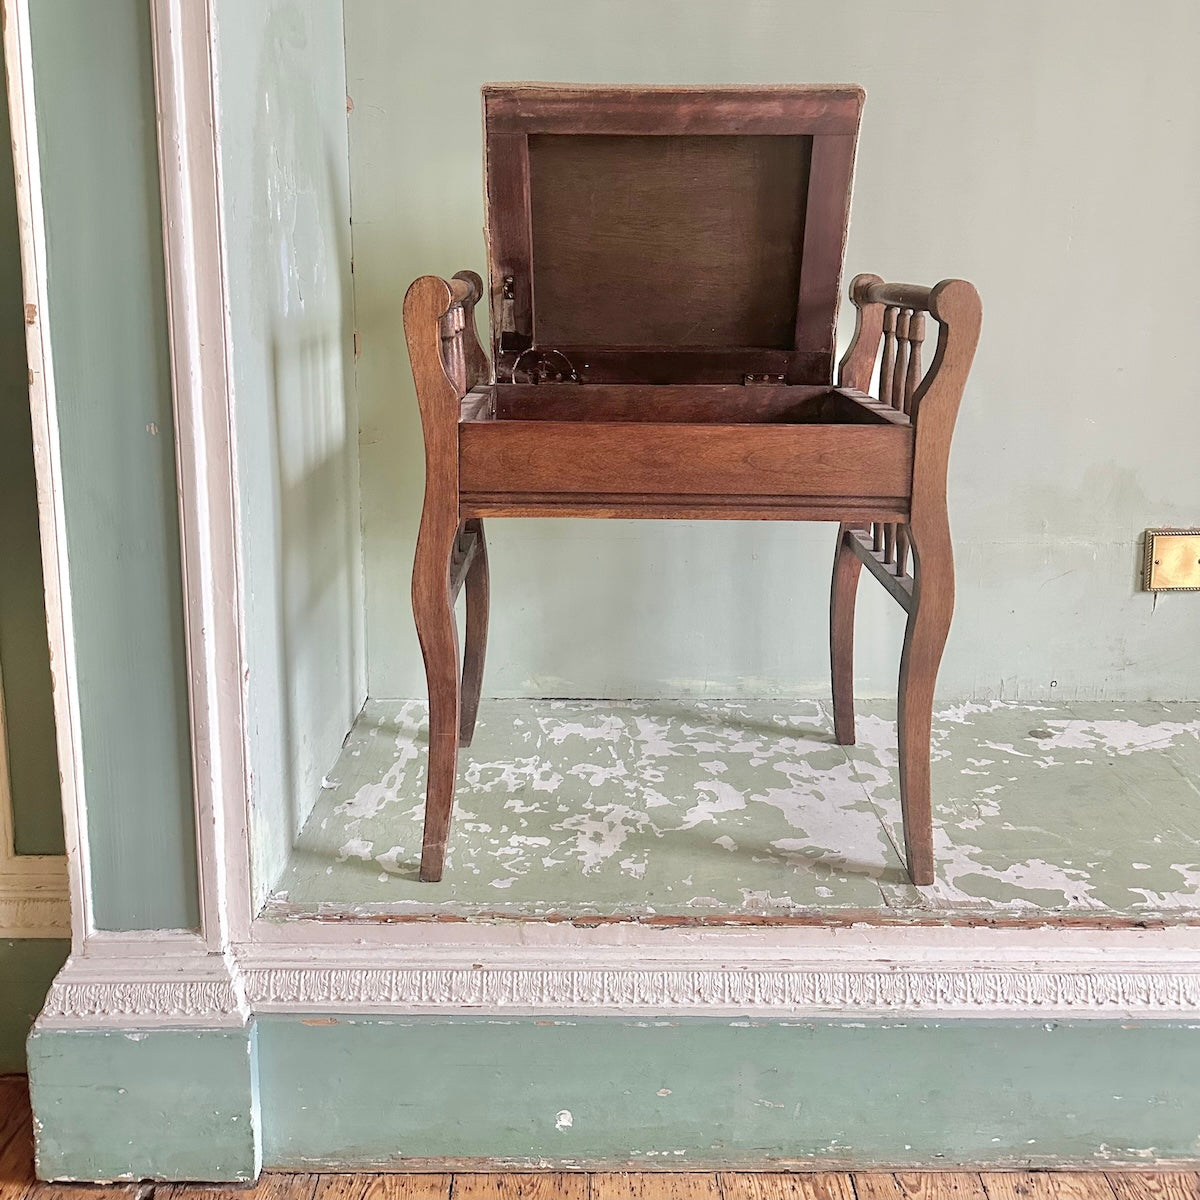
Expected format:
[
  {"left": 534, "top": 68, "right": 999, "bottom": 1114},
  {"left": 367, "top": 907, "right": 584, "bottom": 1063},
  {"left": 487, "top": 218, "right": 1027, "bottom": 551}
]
[{"left": 251, "top": 3, "right": 362, "bottom": 861}]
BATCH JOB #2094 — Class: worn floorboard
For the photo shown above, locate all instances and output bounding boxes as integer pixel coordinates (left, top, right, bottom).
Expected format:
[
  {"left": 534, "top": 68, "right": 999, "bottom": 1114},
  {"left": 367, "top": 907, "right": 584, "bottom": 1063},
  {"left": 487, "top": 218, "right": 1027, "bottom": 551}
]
[
  {"left": 4, "top": 1077, "right": 1200, "bottom": 1197},
  {"left": 853, "top": 1174, "right": 989, "bottom": 1199},
  {"left": 1105, "top": 1175, "right": 1200, "bottom": 1200},
  {"left": 268, "top": 699, "right": 1200, "bottom": 924},
  {"left": 720, "top": 1172, "right": 856, "bottom": 1197},
  {"left": 980, "top": 1171, "right": 1118, "bottom": 1198}
]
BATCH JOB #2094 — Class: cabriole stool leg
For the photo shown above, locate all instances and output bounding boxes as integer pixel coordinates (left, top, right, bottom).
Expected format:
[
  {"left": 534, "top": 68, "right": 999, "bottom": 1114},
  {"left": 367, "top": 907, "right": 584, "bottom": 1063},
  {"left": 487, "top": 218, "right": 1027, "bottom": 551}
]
[
  {"left": 412, "top": 513, "right": 461, "bottom": 883},
  {"left": 829, "top": 523, "right": 864, "bottom": 745},
  {"left": 459, "top": 518, "right": 489, "bottom": 748},
  {"left": 896, "top": 520, "right": 953, "bottom": 886}
]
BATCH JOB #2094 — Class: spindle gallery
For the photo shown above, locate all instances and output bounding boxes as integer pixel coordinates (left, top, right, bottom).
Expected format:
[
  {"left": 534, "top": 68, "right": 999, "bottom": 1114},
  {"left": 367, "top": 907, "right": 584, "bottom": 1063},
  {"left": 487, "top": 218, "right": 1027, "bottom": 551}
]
[{"left": 404, "top": 85, "right": 981, "bottom": 886}]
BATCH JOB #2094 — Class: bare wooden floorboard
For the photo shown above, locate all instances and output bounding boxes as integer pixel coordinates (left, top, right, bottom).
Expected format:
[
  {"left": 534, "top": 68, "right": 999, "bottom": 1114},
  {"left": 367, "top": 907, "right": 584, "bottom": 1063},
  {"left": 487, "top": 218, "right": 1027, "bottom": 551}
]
[
  {"left": 312, "top": 1174, "right": 451, "bottom": 1200},
  {"left": 590, "top": 1174, "right": 719, "bottom": 1199},
  {"left": 718, "top": 1172, "right": 855, "bottom": 1197},
  {"left": 981, "top": 1173, "right": 1118, "bottom": 1199},
  {"left": 451, "top": 1173, "right": 587, "bottom": 1199},
  {"left": 0, "top": 1080, "right": 32, "bottom": 1157},
  {"left": 1106, "top": 1175, "right": 1200, "bottom": 1200},
  {"left": 157, "top": 1173, "right": 318, "bottom": 1200},
  {"left": 896, "top": 1173, "right": 990, "bottom": 1199},
  {"left": 854, "top": 1174, "right": 989, "bottom": 1199},
  {"left": 25, "top": 1188, "right": 142, "bottom": 1200},
  {"left": 0, "top": 1078, "right": 34, "bottom": 1200}
]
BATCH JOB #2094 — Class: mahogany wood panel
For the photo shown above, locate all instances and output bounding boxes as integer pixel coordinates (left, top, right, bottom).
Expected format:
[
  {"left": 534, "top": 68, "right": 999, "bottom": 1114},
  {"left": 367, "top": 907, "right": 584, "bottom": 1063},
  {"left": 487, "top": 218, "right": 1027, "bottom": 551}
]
[
  {"left": 485, "top": 85, "right": 863, "bottom": 387},
  {"left": 528, "top": 133, "right": 810, "bottom": 349},
  {"left": 483, "top": 131, "right": 533, "bottom": 361},
  {"left": 459, "top": 422, "right": 913, "bottom": 499},
  {"left": 793, "top": 134, "right": 857, "bottom": 381},
  {"left": 484, "top": 83, "right": 865, "bottom": 135},
  {"left": 459, "top": 496, "right": 909, "bottom": 522}
]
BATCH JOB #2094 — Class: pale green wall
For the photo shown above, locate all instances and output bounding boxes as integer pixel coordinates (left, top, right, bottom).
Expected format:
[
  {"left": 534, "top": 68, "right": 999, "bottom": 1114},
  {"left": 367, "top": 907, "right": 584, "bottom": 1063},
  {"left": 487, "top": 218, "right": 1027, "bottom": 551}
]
[
  {"left": 0, "top": 37, "right": 61, "bottom": 857},
  {"left": 27, "top": 0, "right": 197, "bottom": 929},
  {"left": 259, "top": 1016, "right": 1200, "bottom": 1168},
  {"left": 345, "top": 0, "right": 1200, "bottom": 705},
  {"left": 212, "top": 0, "right": 364, "bottom": 909},
  {"left": 0, "top": 940, "right": 67, "bottom": 1073}
]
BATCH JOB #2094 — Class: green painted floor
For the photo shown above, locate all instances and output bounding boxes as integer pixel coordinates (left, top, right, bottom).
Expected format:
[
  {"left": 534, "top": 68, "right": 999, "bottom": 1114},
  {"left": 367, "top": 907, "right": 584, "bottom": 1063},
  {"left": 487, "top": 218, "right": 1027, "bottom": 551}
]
[{"left": 267, "top": 698, "right": 1200, "bottom": 920}]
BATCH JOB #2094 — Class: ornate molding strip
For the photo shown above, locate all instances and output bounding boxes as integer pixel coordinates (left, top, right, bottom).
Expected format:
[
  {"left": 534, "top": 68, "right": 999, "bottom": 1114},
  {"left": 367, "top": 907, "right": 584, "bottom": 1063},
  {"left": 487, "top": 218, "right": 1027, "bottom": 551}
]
[
  {"left": 243, "top": 964, "right": 1200, "bottom": 1017},
  {"left": 42, "top": 978, "right": 243, "bottom": 1024},
  {"left": 36, "top": 941, "right": 249, "bottom": 1029}
]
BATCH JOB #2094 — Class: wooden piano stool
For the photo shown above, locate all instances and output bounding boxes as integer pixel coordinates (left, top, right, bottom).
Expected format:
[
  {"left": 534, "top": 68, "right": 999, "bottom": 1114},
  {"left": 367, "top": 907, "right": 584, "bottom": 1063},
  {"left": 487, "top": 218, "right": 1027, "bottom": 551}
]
[{"left": 403, "top": 85, "right": 982, "bottom": 886}]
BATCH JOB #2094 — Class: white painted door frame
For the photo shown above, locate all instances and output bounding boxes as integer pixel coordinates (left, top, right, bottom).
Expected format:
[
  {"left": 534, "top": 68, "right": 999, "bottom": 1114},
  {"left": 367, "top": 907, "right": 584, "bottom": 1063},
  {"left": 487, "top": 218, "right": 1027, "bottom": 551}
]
[
  {"left": 0, "top": 0, "right": 73, "bottom": 942},
  {"left": 14, "top": 0, "right": 1200, "bottom": 1027}
]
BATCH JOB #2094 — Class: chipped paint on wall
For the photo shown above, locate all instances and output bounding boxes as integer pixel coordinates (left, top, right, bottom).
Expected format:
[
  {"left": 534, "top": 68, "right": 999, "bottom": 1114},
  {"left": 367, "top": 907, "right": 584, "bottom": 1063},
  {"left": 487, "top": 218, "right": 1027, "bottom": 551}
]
[{"left": 212, "top": 0, "right": 365, "bottom": 909}]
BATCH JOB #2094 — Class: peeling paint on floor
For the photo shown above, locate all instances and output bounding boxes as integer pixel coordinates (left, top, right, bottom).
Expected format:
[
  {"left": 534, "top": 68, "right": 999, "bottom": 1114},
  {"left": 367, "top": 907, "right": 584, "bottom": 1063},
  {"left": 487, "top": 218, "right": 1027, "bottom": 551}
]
[{"left": 267, "top": 698, "right": 1200, "bottom": 921}]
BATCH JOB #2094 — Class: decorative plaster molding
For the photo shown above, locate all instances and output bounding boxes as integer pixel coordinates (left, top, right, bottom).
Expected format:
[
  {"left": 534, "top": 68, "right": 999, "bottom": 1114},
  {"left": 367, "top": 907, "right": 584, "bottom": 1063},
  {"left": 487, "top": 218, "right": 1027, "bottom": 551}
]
[
  {"left": 0, "top": 889, "right": 70, "bottom": 939},
  {"left": 42, "top": 978, "right": 243, "bottom": 1024},
  {"left": 36, "top": 939, "right": 249, "bottom": 1029},
  {"left": 241, "top": 961, "right": 1200, "bottom": 1018},
  {"left": 28, "top": 939, "right": 1200, "bottom": 1026}
]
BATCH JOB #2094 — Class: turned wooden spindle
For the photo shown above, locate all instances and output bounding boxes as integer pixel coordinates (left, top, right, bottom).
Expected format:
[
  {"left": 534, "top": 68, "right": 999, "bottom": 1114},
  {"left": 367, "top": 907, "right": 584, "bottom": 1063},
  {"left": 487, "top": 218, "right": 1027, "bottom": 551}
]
[
  {"left": 904, "top": 311, "right": 925, "bottom": 415},
  {"left": 880, "top": 306, "right": 898, "bottom": 405},
  {"left": 891, "top": 309, "right": 911, "bottom": 411},
  {"left": 875, "top": 306, "right": 901, "bottom": 556},
  {"left": 896, "top": 522, "right": 910, "bottom": 577}
]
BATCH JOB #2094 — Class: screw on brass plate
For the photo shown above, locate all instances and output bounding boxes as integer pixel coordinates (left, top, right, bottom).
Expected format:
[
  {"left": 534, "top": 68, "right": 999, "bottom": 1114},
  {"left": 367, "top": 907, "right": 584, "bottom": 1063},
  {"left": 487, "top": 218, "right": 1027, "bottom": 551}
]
[{"left": 1143, "top": 529, "right": 1200, "bottom": 591}]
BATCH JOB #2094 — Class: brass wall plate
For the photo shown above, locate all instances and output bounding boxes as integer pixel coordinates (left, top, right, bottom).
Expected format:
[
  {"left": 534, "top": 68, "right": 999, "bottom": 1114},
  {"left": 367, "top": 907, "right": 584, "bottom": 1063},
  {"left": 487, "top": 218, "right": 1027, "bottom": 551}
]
[{"left": 1144, "top": 529, "right": 1200, "bottom": 591}]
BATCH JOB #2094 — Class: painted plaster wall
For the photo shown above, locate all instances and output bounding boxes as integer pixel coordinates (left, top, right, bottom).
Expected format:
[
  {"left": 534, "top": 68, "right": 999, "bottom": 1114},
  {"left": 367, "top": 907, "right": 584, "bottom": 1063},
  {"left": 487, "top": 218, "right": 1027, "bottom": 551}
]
[
  {"left": 212, "top": 0, "right": 364, "bottom": 909},
  {"left": 0, "top": 940, "right": 67, "bottom": 1073},
  {"left": 345, "top": 0, "right": 1200, "bottom": 706},
  {"left": 26, "top": 0, "right": 197, "bottom": 929},
  {"left": 0, "top": 41, "right": 61, "bottom": 857}
]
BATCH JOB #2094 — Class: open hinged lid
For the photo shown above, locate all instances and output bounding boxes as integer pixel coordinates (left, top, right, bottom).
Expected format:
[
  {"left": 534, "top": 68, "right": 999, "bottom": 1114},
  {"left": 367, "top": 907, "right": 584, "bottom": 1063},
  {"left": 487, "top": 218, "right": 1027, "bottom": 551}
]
[{"left": 483, "top": 84, "right": 865, "bottom": 386}]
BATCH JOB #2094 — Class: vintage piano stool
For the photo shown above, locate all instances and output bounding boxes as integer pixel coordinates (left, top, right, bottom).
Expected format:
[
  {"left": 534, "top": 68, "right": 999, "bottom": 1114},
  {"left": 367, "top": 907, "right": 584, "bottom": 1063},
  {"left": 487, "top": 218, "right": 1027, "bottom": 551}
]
[{"left": 403, "top": 84, "right": 981, "bottom": 887}]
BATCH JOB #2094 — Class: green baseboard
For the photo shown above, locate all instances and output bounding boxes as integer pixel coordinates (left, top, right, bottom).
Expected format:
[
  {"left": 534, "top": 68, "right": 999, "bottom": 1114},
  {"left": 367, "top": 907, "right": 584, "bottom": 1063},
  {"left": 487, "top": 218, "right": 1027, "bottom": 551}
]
[
  {"left": 27, "top": 1024, "right": 259, "bottom": 1181},
  {"left": 26, "top": 1014, "right": 1200, "bottom": 1179},
  {"left": 257, "top": 1015, "right": 1200, "bottom": 1170}
]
